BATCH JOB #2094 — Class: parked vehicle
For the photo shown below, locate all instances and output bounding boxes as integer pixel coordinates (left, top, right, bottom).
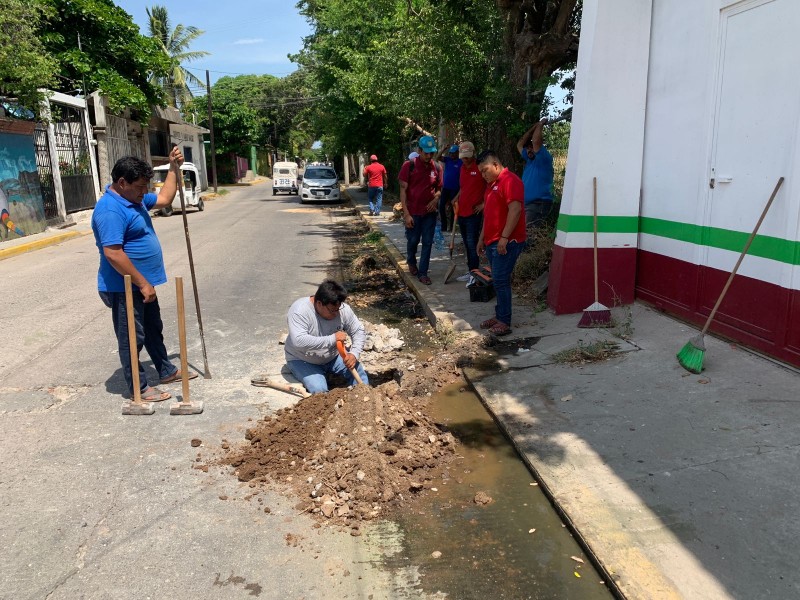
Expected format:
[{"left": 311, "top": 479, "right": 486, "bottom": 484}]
[
  {"left": 272, "top": 161, "right": 299, "bottom": 195},
  {"left": 300, "top": 165, "right": 341, "bottom": 203},
  {"left": 152, "top": 162, "right": 204, "bottom": 217}
]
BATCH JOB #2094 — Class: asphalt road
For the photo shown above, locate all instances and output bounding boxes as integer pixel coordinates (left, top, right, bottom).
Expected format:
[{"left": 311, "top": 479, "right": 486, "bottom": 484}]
[{"left": 0, "top": 184, "right": 423, "bottom": 599}]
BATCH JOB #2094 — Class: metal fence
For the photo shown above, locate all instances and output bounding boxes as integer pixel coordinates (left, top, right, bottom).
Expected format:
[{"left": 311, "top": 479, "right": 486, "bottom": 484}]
[
  {"left": 51, "top": 104, "right": 95, "bottom": 213},
  {"left": 32, "top": 124, "right": 59, "bottom": 222}
]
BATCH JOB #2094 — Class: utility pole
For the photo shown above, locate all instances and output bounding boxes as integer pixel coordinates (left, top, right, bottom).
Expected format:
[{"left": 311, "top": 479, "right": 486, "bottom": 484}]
[{"left": 206, "top": 70, "right": 218, "bottom": 193}]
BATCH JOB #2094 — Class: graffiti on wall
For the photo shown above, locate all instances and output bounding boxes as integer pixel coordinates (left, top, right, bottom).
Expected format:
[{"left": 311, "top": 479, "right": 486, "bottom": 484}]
[{"left": 0, "top": 132, "right": 47, "bottom": 241}]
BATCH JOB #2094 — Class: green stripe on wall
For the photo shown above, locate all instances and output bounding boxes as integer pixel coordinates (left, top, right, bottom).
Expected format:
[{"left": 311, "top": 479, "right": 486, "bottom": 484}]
[
  {"left": 556, "top": 214, "right": 639, "bottom": 234},
  {"left": 557, "top": 215, "right": 800, "bottom": 265}
]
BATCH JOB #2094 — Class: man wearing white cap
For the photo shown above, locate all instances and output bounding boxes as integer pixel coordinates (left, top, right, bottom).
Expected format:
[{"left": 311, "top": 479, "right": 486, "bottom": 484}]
[{"left": 363, "top": 154, "right": 387, "bottom": 216}]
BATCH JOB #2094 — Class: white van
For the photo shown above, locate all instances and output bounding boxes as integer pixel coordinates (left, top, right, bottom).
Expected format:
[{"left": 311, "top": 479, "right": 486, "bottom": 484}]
[
  {"left": 272, "top": 161, "right": 299, "bottom": 195},
  {"left": 152, "top": 162, "right": 204, "bottom": 217}
]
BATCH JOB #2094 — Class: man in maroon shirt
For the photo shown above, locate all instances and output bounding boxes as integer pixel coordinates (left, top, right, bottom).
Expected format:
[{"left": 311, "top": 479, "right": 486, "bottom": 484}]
[
  {"left": 476, "top": 149, "right": 526, "bottom": 336},
  {"left": 398, "top": 136, "right": 442, "bottom": 285},
  {"left": 363, "top": 154, "right": 388, "bottom": 216}
]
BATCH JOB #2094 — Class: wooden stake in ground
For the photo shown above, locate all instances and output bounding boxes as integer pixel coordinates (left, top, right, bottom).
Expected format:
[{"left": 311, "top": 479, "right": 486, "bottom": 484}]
[
  {"left": 578, "top": 177, "right": 612, "bottom": 327},
  {"left": 677, "top": 176, "right": 785, "bottom": 373},
  {"left": 121, "top": 275, "right": 154, "bottom": 415},
  {"left": 170, "top": 277, "right": 204, "bottom": 415},
  {"left": 174, "top": 146, "right": 212, "bottom": 379}
]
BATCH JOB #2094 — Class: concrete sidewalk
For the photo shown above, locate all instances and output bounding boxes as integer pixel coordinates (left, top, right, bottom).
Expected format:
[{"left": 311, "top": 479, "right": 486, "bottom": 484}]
[
  {"left": 0, "top": 186, "right": 234, "bottom": 262},
  {"left": 0, "top": 211, "right": 93, "bottom": 262},
  {"left": 346, "top": 185, "right": 800, "bottom": 599}
]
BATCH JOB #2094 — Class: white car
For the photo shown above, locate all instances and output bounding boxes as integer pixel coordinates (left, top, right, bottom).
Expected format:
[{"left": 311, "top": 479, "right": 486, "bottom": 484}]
[{"left": 300, "top": 166, "right": 341, "bottom": 203}]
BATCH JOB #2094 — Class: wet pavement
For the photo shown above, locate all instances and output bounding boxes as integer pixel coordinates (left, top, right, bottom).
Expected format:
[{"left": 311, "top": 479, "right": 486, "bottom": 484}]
[{"left": 347, "top": 185, "right": 800, "bottom": 599}]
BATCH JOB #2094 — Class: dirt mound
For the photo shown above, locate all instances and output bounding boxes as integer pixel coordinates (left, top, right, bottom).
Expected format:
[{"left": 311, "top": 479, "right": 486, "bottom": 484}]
[{"left": 222, "top": 350, "right": 466, "bottom": 529}]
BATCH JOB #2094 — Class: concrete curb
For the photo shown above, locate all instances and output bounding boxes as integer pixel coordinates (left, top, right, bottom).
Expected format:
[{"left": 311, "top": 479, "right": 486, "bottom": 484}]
[
  {"left": 343, "top": 187, "right": 622, "bottom": 596},
  {"left": 0, "top": 230, "right": 90, "bottom": 262},
  {"left": 342, "top": 188, "right": 477, "bottom": 335}
]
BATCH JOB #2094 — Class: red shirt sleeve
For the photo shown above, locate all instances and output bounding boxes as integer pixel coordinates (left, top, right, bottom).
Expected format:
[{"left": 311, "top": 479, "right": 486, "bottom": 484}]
[
  {"left": 398, "top": 161, "right": 410, "bottom": 184},
  {"left": 504, "top": 173, "right": 524, "bottom": 206}
]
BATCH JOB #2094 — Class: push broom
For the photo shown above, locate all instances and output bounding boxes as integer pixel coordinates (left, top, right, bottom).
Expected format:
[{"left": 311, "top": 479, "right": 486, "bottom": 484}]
[
  {"left": 677, "top": 177, "right": 784, "bottom": 373},
  {"left": 578, "top": 177, "right": 611, "bottom": 327}
]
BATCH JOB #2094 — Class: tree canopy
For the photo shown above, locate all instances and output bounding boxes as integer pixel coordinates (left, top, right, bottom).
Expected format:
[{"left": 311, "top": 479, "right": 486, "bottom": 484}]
[
  {"left": 187, "top": 71, "right": 315, "bottom": 159},
  {"left": 146, "top": 5, "right": 209, "bottom": 110},
  {"left": 0, "top": 0, "right": 59, "bottom": 110},
  {"left": 295, "top": 0, "right": 580, "bottom": 166},
  {"left": 38, "top": 0, "right": 169, "bottom": 117}
]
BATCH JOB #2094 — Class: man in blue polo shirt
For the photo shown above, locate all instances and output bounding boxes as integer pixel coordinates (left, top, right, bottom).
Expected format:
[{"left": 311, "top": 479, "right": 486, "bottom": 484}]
[
  {"left": 516, "top": 118, "right": 554, "bottom": 228},
  {"left": 92, "top": 148, "right": 197, "bottom": 403},
  {"left": 436, "top": 143, "right": 462, "bottom": 234}
]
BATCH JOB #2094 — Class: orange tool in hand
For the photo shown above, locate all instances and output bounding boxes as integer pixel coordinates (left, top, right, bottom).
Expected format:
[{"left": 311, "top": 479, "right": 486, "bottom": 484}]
[{"left": 337, "top": 340, "right": 363, "bottom": 385}]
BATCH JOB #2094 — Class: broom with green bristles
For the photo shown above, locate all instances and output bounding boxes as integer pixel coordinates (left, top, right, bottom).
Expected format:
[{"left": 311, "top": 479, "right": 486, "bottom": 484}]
[{"left": 677, "top": 176, "right": 784, "bottom": 373}]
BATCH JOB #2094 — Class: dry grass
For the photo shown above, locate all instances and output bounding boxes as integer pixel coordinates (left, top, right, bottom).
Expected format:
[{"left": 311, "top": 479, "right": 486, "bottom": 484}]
[
  {"left": 552, "top": 340, "right": 620, "bottom": 365},
  {"left": 513, "top": 223, "right": 555, "bottom": 297}
]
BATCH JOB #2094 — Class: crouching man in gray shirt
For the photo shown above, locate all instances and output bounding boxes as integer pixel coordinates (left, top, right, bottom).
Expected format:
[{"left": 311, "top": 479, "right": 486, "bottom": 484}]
[{"left": 285, "top": 279, "right": 369, "bottom": 393}]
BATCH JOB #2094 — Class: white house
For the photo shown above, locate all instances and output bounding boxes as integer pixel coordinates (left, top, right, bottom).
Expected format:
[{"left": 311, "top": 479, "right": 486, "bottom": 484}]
[{"left": 549, "top": 0, "right": 800, "bottom": 366}]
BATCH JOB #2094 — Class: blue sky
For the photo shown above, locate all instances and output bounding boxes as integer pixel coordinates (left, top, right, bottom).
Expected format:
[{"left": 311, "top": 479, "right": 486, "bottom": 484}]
[{"left": 114, "top": 0, "right": 311, "bottom": 87}]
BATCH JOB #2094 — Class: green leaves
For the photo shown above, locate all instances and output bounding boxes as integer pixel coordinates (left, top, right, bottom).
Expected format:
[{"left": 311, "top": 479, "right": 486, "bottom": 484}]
[
  {"left": 35, "top": 0, "right": 169, "bottom": 118},
  {"left": 0, "top": 0, "right": 58, "bottom": 110}
]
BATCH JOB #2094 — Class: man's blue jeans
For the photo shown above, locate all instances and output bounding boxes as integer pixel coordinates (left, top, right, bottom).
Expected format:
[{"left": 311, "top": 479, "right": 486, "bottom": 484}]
[
  {"left": 288, "top": 357, "right": 369, "bottom": 394},
  {"left": 99, "top": 291, "right": 177, "bottom": 395},
  {"left": 368, "top": 186, "right": 383, "bottom": 213},
  {"left": 405, "top": 212, "right": 437, "bottom": 276},
  {"left": 457, "top": 213, "right": 483, "bottom": 271},
  {"left": 439, "top": 188, "right": 458, "bottom": 233},
  {"left": 485, "top": 240, "right": 524, "bottom": 326},
  {"left": 525, "top": 200, "right": 552, "bottom": 229}
]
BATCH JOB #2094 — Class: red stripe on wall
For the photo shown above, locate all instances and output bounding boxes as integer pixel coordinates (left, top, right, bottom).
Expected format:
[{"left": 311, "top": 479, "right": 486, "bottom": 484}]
[
  {"left": 547, "top": 245, "right": 637, "bottom": 314},
  {"left": 636, "top": 250, "right": 800, "bottom": 367}
]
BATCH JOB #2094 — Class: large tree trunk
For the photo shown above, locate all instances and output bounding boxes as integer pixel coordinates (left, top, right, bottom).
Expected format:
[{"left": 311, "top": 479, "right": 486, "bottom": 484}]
[{"left": 492, "top": 0, "right": 580, "bottom": 168}]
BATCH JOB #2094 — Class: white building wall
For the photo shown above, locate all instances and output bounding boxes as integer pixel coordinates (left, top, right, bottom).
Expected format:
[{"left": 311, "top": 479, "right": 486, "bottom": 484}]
[
  {"left": 556, "top": 0, "right": 652, "bottom": 249},
  {"left": 640, "top": 0, "right": 800, "bottom": 289}
]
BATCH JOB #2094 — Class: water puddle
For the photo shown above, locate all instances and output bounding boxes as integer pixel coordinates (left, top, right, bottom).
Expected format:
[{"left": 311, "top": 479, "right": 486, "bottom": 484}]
[{"left": 385, "top": 381, "right": 614, "bottom": 599}]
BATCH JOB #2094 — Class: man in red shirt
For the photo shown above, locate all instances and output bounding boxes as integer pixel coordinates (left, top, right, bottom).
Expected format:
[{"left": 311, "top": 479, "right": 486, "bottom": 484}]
[
  {"left": 363, "top": 154, "right": 388, "bottom": 216},
  {"left": 398, "top": 135, "right": 442, "bottom": 285},
  {"left": 451, "top": 141, "right": 485, "bottom": 278},
  {"left": 476, "top": 149, "right": 526, "bottom": 336}
]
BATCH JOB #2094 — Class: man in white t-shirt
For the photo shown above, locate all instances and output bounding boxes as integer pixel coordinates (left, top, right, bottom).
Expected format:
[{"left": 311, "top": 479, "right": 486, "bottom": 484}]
[{"left": 284, "top": 279, "right": 369, "bottom": 393}]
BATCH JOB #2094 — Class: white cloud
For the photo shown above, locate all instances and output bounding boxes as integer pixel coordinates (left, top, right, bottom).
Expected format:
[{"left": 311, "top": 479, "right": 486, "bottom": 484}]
[{"left": 233, "top": 38, "right": 265, "bottom": 45}]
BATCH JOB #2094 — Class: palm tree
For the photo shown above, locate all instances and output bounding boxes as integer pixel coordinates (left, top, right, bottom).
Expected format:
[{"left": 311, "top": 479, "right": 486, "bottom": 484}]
[{"left": 146, "top": 5, "right": 209, "bottom": 110}]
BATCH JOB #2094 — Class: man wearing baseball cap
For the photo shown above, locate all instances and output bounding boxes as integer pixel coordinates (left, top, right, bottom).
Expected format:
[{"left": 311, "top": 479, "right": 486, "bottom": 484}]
[
  {"left": 450, "top": 141, "right": 485, "bottom": 280},
  {"left": 398, "top": 135, "right": 442, "bottom": 285},
  {"left": 363, "top": 154, "right": 388, "bottom": 216}
]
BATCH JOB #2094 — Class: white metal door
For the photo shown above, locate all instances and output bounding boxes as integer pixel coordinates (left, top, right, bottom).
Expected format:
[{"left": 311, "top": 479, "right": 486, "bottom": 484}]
[{"left": 702, "top": 0, "right": 800, "bottom": 335}]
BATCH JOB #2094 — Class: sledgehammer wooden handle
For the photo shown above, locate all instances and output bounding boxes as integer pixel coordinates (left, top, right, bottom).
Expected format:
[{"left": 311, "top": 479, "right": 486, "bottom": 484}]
[{"left": 337, "top": 340, "right": 363, "bottom": 384}]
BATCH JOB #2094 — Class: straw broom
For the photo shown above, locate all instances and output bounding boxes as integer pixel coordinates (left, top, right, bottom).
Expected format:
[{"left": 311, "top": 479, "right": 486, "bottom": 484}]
[
  {"left": 578, "top": 177, "right": 611, "bottom": 327},
  {"left": 677, "top": 177, "right": 784, "bottom": 373}
]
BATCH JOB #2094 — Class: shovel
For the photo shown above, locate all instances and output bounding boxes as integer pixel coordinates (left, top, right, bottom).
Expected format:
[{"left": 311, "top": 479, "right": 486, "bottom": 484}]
[
  {"left": 444, "top": 217, "right": 458, "bottom": 284},
  {"left": 337, "top": 340, "right": 363, "bottom": 384}
]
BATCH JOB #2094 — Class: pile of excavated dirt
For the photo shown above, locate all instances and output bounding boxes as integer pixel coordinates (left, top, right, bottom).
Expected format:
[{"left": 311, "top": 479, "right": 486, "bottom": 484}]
[
  {"left": 220, "top": 346, "right": 473, "bottom": 530},
  {"left": 217, "top": 214, "right": 488, "bottom": 530}
]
